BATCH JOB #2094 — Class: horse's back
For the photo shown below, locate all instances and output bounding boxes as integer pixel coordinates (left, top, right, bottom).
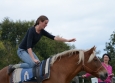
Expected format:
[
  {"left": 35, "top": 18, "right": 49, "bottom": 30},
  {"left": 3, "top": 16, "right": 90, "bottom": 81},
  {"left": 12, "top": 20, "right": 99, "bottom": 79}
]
[{"left": 0, "top": 66, "right": 10, "bottom": 83}]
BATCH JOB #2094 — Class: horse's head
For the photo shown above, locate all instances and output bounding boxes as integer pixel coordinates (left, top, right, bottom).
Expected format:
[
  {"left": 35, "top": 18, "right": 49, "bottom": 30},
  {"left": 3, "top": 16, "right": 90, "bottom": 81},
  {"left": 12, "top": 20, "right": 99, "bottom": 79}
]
[{"left": 83, "top": 46, "right": 108, "bottom": 81}]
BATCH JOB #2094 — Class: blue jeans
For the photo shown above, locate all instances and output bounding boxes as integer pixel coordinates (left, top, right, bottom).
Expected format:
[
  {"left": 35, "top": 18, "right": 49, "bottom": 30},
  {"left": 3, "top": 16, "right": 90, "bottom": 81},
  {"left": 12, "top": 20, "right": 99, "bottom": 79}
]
[{"left": 17, "top": 48, "right": 40, "bottom": 68}]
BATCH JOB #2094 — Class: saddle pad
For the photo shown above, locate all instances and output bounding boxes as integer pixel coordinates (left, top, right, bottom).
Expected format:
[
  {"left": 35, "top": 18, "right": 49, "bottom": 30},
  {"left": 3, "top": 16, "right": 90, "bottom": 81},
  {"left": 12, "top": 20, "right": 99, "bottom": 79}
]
[
  {"left": 11, "top": 57, "right": 51, "bottom": 83},
  {"left": 12, "top": 68, "right": 33, "bottom": 83}
]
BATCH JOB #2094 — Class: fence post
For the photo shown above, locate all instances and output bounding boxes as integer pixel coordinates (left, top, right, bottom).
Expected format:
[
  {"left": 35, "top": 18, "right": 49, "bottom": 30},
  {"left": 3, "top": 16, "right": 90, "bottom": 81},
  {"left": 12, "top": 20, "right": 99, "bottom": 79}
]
[
  {"left": 112, "top": 77, "right": 115, "bottom": 83},
  {"left": 71, "top": 76, "right": 79, "bottom": 83},
  {"left": 76, "top": 76, "right": 79, "bottom": 83}
]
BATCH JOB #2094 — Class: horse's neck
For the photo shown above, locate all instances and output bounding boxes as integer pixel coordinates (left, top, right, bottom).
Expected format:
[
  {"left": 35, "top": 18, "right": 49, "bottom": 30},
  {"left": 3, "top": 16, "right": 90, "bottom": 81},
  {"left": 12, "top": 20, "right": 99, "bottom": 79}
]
[
  {"left": 65, "top": 59, "right": 82, "bottom": 80},
  {"left": 52, "top": 55, "right": 82, "bottom": 81},
  {"left": 0, "top": 66, "right": 9, "bottom": 83}
]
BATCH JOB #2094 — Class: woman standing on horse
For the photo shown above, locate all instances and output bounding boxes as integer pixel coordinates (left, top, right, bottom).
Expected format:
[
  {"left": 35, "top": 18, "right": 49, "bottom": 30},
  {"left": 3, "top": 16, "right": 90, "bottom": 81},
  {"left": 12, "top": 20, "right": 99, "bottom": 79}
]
[
  {"left": 8, "top": 15, "right": 76, "bottom": 75},
  {"left": 82, "top": 53, "right": 114, "bottom": 83}
]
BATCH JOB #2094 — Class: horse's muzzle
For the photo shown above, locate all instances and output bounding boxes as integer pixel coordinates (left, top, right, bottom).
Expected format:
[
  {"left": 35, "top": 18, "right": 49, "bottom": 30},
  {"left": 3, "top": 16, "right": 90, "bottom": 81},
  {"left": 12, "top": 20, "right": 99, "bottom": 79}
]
[{"left": 99, "top": 73, "right": 108, "bottom": 81}]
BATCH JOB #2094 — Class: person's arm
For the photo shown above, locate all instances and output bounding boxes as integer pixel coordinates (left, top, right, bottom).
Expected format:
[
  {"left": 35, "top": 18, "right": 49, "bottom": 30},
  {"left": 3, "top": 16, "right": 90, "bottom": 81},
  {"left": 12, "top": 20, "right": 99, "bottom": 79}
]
[
  {"left": 54, "top": 36, "right": 76, "bottom": 42},
  {"left": 43, "top": 30, "right": 76, "bottom": 42},
  {"left": 27, "top": 28, "right": 39, "bottom": 63},
  {"left": 108, "top": 66, "right": 114, "bottom": 77},
  {"left": 27, "top": 48, "right": 39, "bottom": 63}
]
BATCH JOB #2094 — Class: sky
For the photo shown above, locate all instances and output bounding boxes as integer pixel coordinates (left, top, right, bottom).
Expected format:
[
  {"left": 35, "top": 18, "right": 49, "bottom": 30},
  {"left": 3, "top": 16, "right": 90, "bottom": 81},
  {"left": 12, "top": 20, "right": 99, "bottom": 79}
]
[{"left": 0, "top": 0, "right": 115, "bottom": 57}]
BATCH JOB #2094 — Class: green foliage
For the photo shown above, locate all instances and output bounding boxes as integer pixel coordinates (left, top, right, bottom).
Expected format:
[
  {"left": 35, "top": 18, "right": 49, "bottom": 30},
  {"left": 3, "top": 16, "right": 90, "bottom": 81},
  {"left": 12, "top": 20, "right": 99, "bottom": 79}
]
[
  {"left": 1, "top": 17, "right": 34, "bottom": 47},
  {"left": 104, "top": 31, "right": 115, "bottom": 57}
]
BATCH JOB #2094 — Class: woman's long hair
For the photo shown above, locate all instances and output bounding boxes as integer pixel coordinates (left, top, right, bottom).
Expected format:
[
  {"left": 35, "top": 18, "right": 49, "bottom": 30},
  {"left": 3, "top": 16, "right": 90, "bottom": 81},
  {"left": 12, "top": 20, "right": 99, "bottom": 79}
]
[{"left": 34, "top": 15, "right": 49, "bottom": 27}]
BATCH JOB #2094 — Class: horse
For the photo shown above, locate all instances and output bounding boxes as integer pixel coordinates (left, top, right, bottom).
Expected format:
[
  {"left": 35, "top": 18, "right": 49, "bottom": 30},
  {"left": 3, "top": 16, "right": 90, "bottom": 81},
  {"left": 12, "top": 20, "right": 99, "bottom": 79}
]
[{"left": 0, "top": 46, "right": 108, "bottom": 83}]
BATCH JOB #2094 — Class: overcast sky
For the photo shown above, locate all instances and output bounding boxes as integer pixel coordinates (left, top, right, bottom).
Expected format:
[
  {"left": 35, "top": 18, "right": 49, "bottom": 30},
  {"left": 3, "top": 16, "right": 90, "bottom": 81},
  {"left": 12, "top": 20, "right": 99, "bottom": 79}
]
[{"left": 0, "top": 0, "right": 115, "bottom": 57}]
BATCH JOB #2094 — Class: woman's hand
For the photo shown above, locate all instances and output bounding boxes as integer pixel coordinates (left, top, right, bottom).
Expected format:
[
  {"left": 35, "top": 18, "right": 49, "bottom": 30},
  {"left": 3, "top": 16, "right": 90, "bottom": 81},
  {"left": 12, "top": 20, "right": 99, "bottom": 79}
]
[
  {"left": 54, "top": 36, "right": 76, "bottom": 42},
  {"left": 33, "top": 59, "right": 39, "bottom": 64},
  {"left": 82, "top": 75, "right": 86, "bottom": 78},
  {"left": 109, "top": 73, "right": 114, "bottom": 77},
  {"left": 67, "top": 38, "right": 76, "bottom": 42}
]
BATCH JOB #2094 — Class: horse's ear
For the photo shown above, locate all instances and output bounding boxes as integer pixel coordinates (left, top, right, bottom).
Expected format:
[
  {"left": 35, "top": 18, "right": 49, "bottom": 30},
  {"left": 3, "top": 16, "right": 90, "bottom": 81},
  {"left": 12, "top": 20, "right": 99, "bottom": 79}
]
[
  {"left": 90, "top": 46, "right": 96, "bottom": 51},
  {"left": 93, "top": 46, "right": 96, "bottom": 51}
]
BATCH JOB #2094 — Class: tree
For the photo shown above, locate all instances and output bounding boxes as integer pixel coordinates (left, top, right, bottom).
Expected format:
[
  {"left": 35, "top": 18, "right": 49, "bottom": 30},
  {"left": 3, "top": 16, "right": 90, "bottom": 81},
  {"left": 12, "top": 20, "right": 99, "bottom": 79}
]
[{"left": 1, "top": 17, "right": 34, "bottom": 47}]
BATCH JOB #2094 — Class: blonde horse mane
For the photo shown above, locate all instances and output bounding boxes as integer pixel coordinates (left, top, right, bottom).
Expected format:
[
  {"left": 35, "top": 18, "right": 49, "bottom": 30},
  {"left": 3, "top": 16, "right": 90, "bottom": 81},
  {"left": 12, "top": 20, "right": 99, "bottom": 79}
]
[
  {"left": 50, "top": 49, "right": 96, "bottom": 65},
  {"left": 88, "top": 51, "right": 96, "bottom": 62}
]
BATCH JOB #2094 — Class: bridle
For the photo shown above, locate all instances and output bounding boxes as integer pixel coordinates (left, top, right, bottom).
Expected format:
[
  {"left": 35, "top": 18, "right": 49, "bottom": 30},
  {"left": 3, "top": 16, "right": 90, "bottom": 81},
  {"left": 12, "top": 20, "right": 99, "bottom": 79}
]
[
  {"left": 82, "top": 64, "right": 103, "bottom": 73},
  {"left": 82, "top": 55, "right": 103, "bottom": 73}
]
